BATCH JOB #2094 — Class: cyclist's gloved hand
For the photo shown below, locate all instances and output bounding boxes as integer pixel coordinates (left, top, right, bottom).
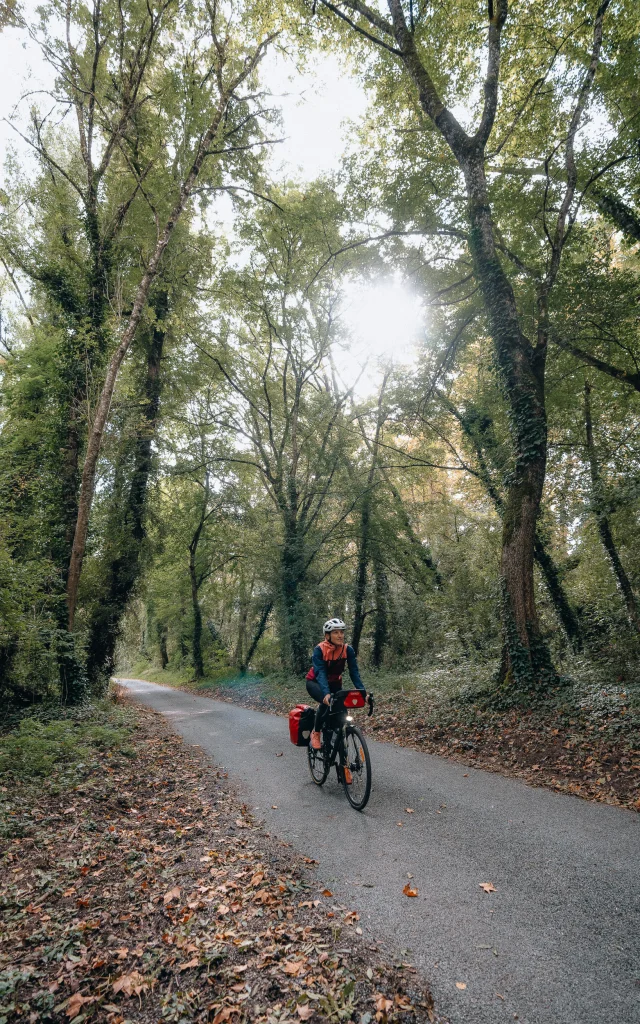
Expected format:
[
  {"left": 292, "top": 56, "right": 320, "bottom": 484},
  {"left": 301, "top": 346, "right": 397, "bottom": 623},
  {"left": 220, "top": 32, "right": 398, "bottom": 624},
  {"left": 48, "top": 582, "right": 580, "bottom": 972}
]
[{"left": 323, "top": 694, "right": 331, "bottom": 705}]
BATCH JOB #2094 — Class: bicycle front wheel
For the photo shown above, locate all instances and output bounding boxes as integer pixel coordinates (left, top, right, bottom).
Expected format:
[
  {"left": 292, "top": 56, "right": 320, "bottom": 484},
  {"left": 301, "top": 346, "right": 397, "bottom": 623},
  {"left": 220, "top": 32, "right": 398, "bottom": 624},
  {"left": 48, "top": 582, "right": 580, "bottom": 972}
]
[
  {"left": 308, "top": 740, "right": 329, "bottom": 786},
  {"left": 342, "top": 725, "right": 371, "bottom": 810}
]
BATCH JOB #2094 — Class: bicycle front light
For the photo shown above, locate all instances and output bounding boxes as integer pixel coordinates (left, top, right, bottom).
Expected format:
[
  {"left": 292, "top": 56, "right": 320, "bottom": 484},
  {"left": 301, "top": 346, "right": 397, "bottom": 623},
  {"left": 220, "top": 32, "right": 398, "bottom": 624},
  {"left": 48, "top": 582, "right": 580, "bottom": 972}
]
[{"left": 346, "top": 715, "right": 353, "bottom": 722}]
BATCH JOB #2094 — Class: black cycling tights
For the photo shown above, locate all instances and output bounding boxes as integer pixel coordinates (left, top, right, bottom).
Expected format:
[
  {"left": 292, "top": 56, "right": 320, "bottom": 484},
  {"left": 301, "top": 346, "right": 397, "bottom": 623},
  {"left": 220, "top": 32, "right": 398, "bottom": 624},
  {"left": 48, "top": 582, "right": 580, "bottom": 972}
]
[{"left": 306, "top": 679, "right": 329, "bottom": 732}]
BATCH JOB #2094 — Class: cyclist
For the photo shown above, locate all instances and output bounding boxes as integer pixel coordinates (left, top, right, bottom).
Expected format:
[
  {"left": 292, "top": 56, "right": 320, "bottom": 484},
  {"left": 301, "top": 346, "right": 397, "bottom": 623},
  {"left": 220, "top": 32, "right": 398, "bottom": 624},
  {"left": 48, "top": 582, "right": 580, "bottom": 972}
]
[{"left": 306, "top": 618, "right": 365, "bottom": 751}]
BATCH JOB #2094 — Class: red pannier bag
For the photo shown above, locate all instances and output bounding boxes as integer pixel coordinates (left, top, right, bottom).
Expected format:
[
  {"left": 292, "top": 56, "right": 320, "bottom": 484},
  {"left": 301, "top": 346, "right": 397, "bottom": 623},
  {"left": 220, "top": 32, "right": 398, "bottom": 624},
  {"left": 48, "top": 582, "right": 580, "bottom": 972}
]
[
  {"left": 289, "top": 704, "right": 315, "bottom": 746},
  {"left": 343, "top": 690, "right": 366, "bottom": 709}
]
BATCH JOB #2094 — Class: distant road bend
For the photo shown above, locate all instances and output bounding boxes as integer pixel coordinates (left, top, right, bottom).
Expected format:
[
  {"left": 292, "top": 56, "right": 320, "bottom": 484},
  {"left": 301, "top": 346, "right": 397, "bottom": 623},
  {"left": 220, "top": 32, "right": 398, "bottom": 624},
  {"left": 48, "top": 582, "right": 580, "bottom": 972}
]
[{"left": 119, "top": 678, "right": 640, "bottom": 1024}]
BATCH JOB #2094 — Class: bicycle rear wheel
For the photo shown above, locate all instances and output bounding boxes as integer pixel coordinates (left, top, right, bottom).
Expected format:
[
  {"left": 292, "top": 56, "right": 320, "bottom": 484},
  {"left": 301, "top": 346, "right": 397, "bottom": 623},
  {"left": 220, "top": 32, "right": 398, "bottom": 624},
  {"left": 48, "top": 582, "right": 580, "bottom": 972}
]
[
  {"left": 307, "top": 737, "right": 329, "bottom": 786},
  {"left": 342, "top": 725, "right": 371, "bottom": 810}
]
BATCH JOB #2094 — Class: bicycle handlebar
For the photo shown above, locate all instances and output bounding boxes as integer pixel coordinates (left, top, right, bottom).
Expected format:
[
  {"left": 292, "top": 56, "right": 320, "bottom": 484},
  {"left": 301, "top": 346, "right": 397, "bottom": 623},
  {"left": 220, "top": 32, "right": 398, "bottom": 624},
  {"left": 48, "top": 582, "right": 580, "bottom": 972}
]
[{"left": 327, "top": 689, "right": 374, "bottom": 717}]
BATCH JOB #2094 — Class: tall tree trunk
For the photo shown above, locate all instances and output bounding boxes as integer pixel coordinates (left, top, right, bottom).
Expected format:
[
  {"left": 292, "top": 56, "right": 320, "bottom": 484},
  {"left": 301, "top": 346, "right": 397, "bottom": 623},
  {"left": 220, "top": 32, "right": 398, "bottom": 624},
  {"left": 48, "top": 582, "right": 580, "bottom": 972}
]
[
  {"left": 372, "top": 559, "right": 389, "bottom": 669},
  {"left": 241, "top": 600, "right": 273, "bottom": 673},
  {"left": 352, "top": 383, "right": 388, "bottom": 653},
  {"left": 85, "top": 293, "right": 167, "bottom": 683},
  {"left": 463, "top": 156, "right": 554, "bottom": 688},
  {"left": 439, "top": 391, "right": 583, "bottom": 651},
  {"left": 584, "top": 381, "right": 640, "bottom": 632},
  {"left": 233, "top": 581, "right": 250, "bottom": 669},
  {"left": 281, "top": 511, "right": 308, "bottom": 675},
  {"left": 189, "top": 550, "right": 205, "bottom": 679},
  {"left": 351, "top": 493, "right": 370, "bottom": 657},
  {"left": 157, "top": 622, "right": 169, "bottom": 669},
  {"left": 188, "top": 486, "right": 209, "bottom": 679}
]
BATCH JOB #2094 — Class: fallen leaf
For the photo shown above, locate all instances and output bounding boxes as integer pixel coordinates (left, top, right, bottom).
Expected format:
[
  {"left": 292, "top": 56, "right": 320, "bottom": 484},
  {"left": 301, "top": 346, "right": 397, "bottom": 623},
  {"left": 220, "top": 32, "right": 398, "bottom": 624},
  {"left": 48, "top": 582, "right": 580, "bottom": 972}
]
[
  {"left": 276, "top": 752, "right": 283, "bottom": 757},
  {"left": 374, "top": 993, "right": 393, "bottom": 1013},
  {"left": 212, "top": 1008, "right": 240, "bottom": 1024},
  {"left": 321, "top": 888, "right": 333, "bottom": 897},
  {"left": 283, "top": 959, "right": 306, "bottom": 976},
  {"left": 297, "top": 1004, "right": 314, "bottom": 1019},
  {"left": 178, "top": 957, "right": 200, "bottom": 971},
  {"left": 250, "top": 872, "right": 264, "bottom": 886},
  {"left": 65, "top": 992, "right": 94, "bottom": 1018},
  {"left": 456, "top": 981, "right": 467, "bottom": 990},
  {"left": 402, "top": 884, "right": 418, "bottom": 897},
  {"left": 112, "top": 971, "right": 148, "bottom": 998},
  {"left": 163, "top": 886, "right": 181, "bottom": 905},
  {"left": 405, "top": 808, "right": 414, "bottom": 814},
  {"left": 479, "top": 882, "right": 497, "bottom": 893}
]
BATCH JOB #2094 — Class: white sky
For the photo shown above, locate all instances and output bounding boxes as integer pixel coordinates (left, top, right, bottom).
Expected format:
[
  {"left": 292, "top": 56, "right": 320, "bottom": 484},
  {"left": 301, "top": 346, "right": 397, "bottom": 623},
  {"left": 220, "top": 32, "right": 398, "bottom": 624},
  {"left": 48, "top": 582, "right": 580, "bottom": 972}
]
[{"left": 0, "top": 14, "right": 426, "bottom": 391}]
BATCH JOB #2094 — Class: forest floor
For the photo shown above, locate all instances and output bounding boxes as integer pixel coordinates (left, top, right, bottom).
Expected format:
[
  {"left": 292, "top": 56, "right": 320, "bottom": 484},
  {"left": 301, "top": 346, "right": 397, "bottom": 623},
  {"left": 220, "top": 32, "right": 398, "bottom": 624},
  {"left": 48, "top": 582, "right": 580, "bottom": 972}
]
[
  {"left": 127, "top": 662, "right": 640, "bottom": 812},
  {"left": 0, "top": 692, "right": 437, "bottom": 1024}
]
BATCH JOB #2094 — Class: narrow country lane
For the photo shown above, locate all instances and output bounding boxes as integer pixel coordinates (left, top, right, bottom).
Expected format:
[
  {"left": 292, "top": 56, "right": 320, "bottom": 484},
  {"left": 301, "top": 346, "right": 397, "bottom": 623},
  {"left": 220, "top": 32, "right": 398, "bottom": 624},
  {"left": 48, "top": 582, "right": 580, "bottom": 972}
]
[{"left": 119, "top": 679, "right": 639, "bottom": 1024}]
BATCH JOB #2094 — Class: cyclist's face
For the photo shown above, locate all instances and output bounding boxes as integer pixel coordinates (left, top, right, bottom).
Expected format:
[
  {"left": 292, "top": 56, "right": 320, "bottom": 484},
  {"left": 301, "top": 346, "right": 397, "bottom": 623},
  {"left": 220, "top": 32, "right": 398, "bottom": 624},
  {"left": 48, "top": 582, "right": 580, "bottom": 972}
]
[{"left": 329, "top": 628, "right": 345, "bottom": 645}]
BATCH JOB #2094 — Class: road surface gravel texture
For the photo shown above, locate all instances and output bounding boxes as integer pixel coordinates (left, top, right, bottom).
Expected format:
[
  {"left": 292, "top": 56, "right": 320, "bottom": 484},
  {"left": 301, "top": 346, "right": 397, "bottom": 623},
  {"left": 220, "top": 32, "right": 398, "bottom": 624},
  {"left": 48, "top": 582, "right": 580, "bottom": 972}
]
[{"left": 119, "top": 679, "right": 639, "bottom": 1024}]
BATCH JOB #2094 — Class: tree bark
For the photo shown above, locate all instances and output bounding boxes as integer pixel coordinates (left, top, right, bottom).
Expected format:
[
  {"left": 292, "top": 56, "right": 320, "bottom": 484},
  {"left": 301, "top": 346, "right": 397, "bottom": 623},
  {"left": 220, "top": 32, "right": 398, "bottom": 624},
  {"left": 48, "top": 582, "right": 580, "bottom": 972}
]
[
  {"left": 372, "top": 559, "right": 389, "bottom": 668},
  {"left": 85, "top": 292, "right": 166, "bottom": 683},
  {"left": 584, "top": 381, "right": 640, "bottom": 632},
  {"left": 555, "top": 339, "right": 640, "bottom": 393},
  {"left": 242, "top": 600, "right": 273, "bottom": 672},
  {"left": 351, "top": 493, "right": 370, "bottom": 657},
  {"left": 438, "top": 391, "right": 583, "bottom": 651},
  {"left": 281, "top": 510, "right": 309, "bottom": 675},
  {"left": 189, "top": 548, "right": 205, "bottom": 678},
  {"left": 591, "top": 187, "right": 640, "bottom": 243}
]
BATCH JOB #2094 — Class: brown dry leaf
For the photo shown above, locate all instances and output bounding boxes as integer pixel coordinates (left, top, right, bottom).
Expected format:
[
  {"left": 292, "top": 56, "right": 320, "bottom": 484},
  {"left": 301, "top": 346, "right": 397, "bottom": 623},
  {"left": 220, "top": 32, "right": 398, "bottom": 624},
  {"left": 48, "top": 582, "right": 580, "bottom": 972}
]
[
  {"left": 456, "top": 982, "right": 467, "bottom": 990},
  {"left": 163, "top": 885, "right": 181, "bottom": 905},
  {"left": 283, "top": 959, "right": 306, "bottom": 976},
  {"left": 297, "top": 1004, "right": 314, "bottom": 1020},
  {"left": 65, "top": 991, "right": 94, "bottom": 1018},
  {"left": 405, "top": 808, "right": 414, "bottom": 814},
  {"left": 402, "top": 883, "right": 418, "bottom": 897},
  {"left": 250, "top": 872, "right": 264, "bottom": 886},
  {"left": 374, "top": 993, "right": 393, "bottom": 1012},
  {"left": 212, "top": 1008, "right": 240, "bottom": 1024},
  {"left": 479, "top": 882, "right": 497, "bottom": 894},
  {"left": 178, "top": 957, "right": 200, "bottom": 971},
  {"left": 321, "top": 888, "right": 333, "bottom": 897},
  {"left": 112, "top": 971, "right": 149, "bottom": 998}
]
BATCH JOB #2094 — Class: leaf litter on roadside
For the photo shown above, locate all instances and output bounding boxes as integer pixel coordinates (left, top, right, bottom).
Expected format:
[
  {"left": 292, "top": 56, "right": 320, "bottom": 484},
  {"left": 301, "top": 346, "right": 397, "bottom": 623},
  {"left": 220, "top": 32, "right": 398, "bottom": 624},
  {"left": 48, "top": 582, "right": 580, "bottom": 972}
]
[{"left": 0, "top": 702, "right": 438, "bottom": 1023}]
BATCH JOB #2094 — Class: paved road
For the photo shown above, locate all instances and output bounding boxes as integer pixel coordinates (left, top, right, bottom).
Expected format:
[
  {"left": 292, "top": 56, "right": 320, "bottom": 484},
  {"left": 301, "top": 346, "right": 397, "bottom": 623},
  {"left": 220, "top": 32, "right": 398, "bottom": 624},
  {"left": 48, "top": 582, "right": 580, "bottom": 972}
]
[{"left": 119, "top": 679, "right": 639, "bottom": 1024}]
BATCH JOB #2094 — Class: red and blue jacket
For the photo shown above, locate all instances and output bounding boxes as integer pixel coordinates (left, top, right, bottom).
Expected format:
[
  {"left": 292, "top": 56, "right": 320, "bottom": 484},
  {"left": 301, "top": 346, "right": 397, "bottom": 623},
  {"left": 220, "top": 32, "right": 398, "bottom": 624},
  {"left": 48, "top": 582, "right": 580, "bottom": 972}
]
[{"left": 306, "top": 640, "right": 365, "bottom": 698}]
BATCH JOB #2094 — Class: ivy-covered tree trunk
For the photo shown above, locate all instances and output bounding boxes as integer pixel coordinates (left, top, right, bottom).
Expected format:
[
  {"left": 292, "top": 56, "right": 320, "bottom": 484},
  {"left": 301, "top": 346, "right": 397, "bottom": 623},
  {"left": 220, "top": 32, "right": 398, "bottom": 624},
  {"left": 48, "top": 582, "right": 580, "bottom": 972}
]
[
  {"left": 351, "top": 493, "right": 370, "bottom": 657},
  {"left": 189, "top": 552, "right": 205, "bottom": 679},
  {"left": 241, "top": 600, "right": 273, "bottom": 673},
  {"left": 584, "top": 381, "right": 640, "bottom": 632},
  {"left": 372, "top": 559, "right": 389, "bottom": 669},
  {"left": 462, "top": 158, "right": 555, "bottom": 688},
  {"left": 280, "top": 510, "right": 309, "bottom": 675},
  {"left": 233, "top": 581, "right": 250, "bottom": 669},
  {"left": 85, "top": 295, "right": 167, "bottom": 684}
]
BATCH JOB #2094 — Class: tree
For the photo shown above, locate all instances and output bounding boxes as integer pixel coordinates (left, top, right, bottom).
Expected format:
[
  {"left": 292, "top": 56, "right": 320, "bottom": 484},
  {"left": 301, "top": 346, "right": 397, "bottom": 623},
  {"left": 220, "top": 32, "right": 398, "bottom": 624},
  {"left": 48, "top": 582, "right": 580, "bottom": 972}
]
[{"left": 307, "top": 0, "right": 617, "bottom": 691}]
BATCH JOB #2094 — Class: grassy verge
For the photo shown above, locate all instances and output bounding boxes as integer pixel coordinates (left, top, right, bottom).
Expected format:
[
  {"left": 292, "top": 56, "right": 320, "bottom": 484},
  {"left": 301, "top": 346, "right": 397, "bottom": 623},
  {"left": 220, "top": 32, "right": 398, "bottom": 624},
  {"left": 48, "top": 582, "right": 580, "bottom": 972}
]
[
  {"left": 123, "top": 660, "right": 640, "bottom": 811},
  {"left": 0, "top": 689, "right": 437, "bottom": 1024}
]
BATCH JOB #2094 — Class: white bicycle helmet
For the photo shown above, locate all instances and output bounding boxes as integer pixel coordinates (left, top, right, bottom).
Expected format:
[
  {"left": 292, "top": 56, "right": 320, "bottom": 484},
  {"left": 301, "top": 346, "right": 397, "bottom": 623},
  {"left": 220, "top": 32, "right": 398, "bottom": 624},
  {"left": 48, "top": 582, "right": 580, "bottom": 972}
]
[{"left": 323, "top": 617, "right": 346, "bottom": 633}]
